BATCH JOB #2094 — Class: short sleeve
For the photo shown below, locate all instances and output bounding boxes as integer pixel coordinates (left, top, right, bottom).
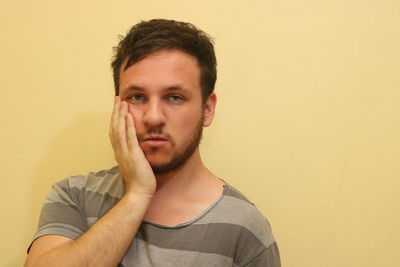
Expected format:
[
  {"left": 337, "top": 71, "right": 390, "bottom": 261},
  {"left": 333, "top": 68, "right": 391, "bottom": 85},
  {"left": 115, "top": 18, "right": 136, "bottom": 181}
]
[{"left": 28, "top": 178, "right": 88, "bottom": 252}]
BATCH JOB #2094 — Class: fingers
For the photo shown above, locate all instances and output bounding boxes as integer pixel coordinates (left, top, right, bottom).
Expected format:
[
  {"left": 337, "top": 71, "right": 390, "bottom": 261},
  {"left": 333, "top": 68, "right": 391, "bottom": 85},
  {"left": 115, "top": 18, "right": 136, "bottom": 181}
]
[
  {"left": 125, "top": 113, "right": 139, "bottom": 149},
  {"left": 109, "top": 98, "right": 156, "bottom": 196},
  {"left": 109, "top": 96, "right": 120, "bottom": 149},
  {"left": 117, "top": 101, "right": 129, "bottom": 152},
  {"left": 110, "top": 96, "right": 129, "bottom": 155}
]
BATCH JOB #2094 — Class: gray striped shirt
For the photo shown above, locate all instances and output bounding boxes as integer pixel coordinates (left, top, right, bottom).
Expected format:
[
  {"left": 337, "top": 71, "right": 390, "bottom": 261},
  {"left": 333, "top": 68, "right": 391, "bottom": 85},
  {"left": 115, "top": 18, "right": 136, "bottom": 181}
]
[{"left": 31, "top": 167, "right": 280, "bottom": 266}]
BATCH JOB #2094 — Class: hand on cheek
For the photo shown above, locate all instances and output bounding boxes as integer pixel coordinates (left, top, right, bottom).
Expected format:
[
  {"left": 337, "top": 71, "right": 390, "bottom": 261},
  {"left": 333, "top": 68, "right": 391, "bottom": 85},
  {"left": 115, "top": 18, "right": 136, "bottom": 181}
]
[{"left": 109, "top": 96, "right": 156, "bottom": 198}]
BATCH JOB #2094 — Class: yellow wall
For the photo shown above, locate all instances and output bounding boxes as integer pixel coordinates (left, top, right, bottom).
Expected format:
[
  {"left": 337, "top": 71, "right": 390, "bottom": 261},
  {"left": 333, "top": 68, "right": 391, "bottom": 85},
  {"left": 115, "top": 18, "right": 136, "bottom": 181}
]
[{"left": 1, "top": 1, "right": 399, "bottom": 266}]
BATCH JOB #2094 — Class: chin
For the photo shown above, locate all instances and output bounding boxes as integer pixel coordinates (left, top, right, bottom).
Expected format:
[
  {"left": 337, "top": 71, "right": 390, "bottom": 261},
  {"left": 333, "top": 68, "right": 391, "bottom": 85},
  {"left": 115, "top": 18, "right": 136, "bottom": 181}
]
[{"left": 146, "top": 155, "right": 172, "bottom": 168}]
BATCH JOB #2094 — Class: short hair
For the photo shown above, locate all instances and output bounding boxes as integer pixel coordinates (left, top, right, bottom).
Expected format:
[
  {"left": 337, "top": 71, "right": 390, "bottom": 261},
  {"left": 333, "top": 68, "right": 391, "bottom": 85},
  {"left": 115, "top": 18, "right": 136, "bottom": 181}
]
[{"left": 111, "top": 19, "right": 217, "bottom": 102}]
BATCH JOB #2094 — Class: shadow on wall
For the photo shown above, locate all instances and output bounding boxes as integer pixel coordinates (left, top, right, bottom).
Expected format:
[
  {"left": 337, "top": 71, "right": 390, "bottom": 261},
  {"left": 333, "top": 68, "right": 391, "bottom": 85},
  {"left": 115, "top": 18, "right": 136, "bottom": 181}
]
[{"left": 27, "top": 112, "right": 115, "bottom": 244}]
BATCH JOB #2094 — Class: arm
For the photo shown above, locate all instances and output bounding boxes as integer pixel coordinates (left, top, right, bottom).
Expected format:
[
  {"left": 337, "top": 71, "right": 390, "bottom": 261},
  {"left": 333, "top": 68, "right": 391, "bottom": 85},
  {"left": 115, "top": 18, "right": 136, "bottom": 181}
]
[{"left": 25, "top": 97, "right": 156, "bottom": 267}]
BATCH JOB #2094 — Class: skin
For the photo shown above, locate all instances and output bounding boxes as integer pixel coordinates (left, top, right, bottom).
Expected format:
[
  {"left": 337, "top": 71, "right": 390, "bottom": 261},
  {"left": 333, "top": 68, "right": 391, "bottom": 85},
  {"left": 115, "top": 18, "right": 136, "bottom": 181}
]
[{"left": 24, "top": 49, "right": 223, "bottom": 266}]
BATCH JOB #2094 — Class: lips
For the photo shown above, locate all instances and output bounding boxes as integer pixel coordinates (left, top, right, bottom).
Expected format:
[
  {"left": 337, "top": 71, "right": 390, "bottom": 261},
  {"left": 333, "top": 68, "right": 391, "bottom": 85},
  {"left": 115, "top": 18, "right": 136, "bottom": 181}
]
[
  {"left": 142, "top": 135, "right": 168, "bottom": 141},
  {"left": 140, "top": 135, "right": 169, "bottom": 147}
]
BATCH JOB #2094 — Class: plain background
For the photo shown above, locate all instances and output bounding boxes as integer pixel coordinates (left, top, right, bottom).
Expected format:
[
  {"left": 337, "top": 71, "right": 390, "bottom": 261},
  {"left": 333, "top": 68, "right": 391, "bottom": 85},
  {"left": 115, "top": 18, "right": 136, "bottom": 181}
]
[{"left": 1, "top": 1, "right": 400, "bottom": 266}]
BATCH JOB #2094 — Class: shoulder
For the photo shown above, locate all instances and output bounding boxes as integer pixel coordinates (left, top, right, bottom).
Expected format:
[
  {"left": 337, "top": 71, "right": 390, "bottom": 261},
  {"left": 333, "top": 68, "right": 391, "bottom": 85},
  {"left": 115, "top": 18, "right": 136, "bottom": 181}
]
[
  {"left": 199, "top": 183, "right": 279, "bottom": 266},
  {"left": 224, "top": 184, "right": 271, "bottom": 225},
  {"left": 203, "top": 183, "right": 276, "bottom": 248},
  {"left": 29, "top": 167, "right": 123, "bottom": 249},
  {"left": 50, "top": 166, "right": 123, "bottom": 201},
  {"left": 44, "top": 166, "right": 124, "bottom": 221},
  {"left": 40, "top": 166, "right": 123, "bottom": 227}
]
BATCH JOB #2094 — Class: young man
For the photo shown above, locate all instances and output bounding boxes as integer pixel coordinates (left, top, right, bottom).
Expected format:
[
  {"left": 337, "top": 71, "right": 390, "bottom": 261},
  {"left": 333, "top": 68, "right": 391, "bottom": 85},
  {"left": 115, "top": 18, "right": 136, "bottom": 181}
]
[{"left": 25, "top": 19, "right": 280, "bottom": 267}]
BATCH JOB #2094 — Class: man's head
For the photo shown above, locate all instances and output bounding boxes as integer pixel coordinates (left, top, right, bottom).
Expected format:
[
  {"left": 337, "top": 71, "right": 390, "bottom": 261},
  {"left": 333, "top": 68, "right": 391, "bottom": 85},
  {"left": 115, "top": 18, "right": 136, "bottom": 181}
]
[
  {"left": 112, "top": 20, "right": 217, "bottom": 174},
  {"left": 111, "top": 19, "right": 217, "bottom": 103}
]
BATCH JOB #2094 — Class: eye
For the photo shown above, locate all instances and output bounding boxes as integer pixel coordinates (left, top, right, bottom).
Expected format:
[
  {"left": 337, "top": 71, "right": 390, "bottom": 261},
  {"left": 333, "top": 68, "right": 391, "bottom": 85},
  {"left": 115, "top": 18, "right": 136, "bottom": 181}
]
[
  {"left": 166, "top": 94, "right": 184, "bottom": 103},
  {"left": 128, "top": 94, "right": 146, "bottom": 103}
]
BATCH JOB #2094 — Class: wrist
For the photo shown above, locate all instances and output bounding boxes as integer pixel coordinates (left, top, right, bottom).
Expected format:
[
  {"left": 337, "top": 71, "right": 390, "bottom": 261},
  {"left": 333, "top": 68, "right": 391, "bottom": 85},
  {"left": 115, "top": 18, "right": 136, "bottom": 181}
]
[
  {"left": 122, "top": 190, "right": 154, "bottom": 206},
  {"left": 123, "top": 180, "right": 156, "bottom": 200}
]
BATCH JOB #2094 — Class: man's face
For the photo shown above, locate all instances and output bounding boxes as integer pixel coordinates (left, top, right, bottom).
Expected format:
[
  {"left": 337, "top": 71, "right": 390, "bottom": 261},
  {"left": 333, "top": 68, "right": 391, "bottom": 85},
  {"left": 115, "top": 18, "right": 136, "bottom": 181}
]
[{"left": 118, "top": 49, "right": 215, "bottom": 173}]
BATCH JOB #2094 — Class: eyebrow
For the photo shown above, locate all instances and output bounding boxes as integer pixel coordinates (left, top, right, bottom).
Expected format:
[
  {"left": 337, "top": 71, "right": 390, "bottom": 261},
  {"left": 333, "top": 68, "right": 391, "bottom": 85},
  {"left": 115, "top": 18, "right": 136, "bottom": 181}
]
[
  {"left": 124, "top": 84, "right": 188, "bottom": 92},
  {"left": 125, "top": 85, "right": 144, "bottom": 92}
]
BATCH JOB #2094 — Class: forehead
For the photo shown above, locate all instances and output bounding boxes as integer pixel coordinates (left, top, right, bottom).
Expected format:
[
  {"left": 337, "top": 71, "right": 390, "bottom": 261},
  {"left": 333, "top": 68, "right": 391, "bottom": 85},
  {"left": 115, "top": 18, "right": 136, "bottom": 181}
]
[{"left": 119, "top": 49, "right": 201, "bottom": 94}]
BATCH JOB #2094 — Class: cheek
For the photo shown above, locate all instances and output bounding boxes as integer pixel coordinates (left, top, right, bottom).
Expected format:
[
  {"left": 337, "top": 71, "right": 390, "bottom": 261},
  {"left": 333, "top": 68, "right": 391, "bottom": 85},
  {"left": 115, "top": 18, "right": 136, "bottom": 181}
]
[{"left": 171, "top": 110, "right": 203, "bottom": 131}]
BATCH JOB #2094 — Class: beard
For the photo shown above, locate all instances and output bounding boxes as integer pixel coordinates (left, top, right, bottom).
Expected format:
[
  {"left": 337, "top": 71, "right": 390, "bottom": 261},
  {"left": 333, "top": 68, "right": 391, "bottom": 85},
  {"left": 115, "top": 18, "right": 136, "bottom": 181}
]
[{"left": 140, "top": 115, "right": 204, "bottom": 174}]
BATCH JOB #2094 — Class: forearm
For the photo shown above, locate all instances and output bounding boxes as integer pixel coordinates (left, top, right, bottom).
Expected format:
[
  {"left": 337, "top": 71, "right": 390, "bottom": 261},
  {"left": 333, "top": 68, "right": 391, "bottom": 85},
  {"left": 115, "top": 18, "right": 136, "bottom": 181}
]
[{"left": 27, "top": 192, "right": 152, "bottom": 267}]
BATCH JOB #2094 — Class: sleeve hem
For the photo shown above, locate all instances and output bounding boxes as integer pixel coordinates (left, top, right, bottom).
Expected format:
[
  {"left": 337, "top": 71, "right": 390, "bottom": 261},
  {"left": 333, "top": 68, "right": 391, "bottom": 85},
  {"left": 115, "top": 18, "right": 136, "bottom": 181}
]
[{"left": 27, "top": 223, "right": 84, "bottom": 253}]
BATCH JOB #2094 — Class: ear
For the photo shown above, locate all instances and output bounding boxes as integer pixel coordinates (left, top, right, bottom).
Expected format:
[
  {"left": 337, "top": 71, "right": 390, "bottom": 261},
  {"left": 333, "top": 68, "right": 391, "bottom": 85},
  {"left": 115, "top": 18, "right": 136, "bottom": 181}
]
[{"left": 202, "top": 93, "right": 217, "bottom": 127}]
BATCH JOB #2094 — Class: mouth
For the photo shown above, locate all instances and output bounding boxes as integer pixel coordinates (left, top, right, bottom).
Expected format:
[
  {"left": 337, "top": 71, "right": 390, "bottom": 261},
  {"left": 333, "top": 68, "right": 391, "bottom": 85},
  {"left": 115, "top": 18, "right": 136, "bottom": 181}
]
[
  {"left": 142, "top": 135, "right": 168, "bottom": 141},
  {"left": 140, "top": 135, "right": 169, "bottom": 147}
]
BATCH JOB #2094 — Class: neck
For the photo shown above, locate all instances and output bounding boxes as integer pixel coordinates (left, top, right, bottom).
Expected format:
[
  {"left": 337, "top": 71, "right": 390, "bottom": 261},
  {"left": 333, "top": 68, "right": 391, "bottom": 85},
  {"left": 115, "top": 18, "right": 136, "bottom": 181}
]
[
  {"left": 153, "top": 148, "right": 213, "bottom": 195},
  {"left": 143, "top": 148, "right": 224, "bottom": 226}
]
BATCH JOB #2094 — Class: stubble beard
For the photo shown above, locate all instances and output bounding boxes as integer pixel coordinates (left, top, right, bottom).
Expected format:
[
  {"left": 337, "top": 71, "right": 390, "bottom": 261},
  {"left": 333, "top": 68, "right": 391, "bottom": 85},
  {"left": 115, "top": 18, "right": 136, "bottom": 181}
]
[{"left": 143, "top": 115, "right": 204, "bottom": 174}]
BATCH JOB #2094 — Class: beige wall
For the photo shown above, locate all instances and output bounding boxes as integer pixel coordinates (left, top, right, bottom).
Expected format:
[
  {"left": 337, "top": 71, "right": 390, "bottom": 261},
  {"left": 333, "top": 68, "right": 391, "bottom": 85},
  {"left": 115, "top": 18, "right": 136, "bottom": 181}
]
[{"left": 1, "top": 1, "right": 400, "bottom": 266}]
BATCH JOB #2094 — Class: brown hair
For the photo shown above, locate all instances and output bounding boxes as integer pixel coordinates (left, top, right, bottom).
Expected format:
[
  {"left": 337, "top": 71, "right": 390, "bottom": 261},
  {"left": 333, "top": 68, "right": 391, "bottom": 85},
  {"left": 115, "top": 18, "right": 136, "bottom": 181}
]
[{"left": 111, "top": 19, "right": 217, "bottom": 102}]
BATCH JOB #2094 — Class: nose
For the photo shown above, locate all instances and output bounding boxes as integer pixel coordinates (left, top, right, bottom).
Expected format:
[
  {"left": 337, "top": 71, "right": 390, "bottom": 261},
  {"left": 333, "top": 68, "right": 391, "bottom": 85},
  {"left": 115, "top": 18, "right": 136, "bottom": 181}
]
[{"left": 142, "top": 98, "right": 166, "bottom": 128}]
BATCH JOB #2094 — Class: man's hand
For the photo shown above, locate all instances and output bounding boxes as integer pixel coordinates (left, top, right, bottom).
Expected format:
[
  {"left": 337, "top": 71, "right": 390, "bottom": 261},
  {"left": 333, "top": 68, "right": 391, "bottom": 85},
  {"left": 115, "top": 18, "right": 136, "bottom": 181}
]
[
  {"left": 25, "top": 97, "right": 156, "bottom": 267},
  {"left": 109, "top": 96, "right": 156, "bottom": 197}
]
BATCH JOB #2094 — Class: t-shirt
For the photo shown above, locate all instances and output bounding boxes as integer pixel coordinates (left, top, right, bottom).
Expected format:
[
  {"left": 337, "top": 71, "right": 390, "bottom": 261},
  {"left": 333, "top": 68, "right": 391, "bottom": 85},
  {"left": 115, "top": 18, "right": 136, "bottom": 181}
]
[{"left": 30, "top": 167, "right": 280, "bottom": 266}]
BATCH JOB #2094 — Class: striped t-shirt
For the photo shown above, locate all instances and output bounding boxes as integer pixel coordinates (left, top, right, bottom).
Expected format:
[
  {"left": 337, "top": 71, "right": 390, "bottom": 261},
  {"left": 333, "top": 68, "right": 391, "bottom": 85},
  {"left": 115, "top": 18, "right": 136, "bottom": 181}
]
[{"left": 31, "top": 166, "right": 280, "bottom": 266}]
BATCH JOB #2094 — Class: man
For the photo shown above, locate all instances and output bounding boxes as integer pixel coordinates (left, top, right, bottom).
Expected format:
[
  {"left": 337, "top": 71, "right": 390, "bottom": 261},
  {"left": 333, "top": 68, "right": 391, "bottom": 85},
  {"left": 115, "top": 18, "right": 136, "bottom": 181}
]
[{"left": 25, "top": 19, "right": 280, "bottom": 266}]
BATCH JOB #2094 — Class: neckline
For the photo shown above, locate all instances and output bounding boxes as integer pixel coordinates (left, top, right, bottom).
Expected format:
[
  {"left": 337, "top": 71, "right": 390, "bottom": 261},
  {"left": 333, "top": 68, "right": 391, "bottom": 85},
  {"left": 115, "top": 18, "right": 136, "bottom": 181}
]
[{"left": 142, "top": 183, "right": 228, "bottom": 229}]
